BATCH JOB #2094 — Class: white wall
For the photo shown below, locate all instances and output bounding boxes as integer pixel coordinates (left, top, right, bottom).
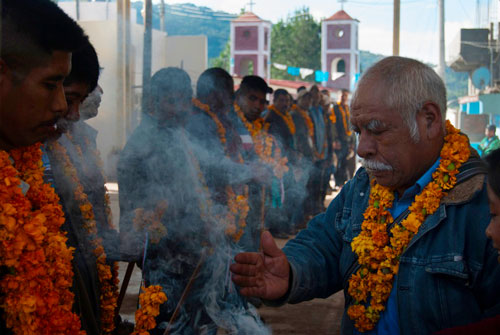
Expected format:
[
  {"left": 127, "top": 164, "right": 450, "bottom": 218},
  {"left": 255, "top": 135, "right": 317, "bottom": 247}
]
[
  {"left": 58, "top": 1, "right": 138, "bottom": 22},
  {"left": 57, "top": 4, "right": 208, "bottom": 178}
]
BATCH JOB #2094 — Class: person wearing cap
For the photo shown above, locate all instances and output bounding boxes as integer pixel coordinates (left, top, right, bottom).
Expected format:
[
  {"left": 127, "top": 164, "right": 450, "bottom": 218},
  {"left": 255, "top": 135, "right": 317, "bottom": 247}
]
[
  {"left": 479, "top": 124, "right": 500, "bottom": 157},
  {"left": 233, "top": 75, "right": 278, "bottom": 250}
]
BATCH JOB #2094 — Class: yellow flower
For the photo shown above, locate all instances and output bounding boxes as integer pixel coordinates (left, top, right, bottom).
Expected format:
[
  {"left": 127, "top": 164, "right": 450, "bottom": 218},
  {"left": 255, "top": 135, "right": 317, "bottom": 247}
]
[{"left": 348, "top": 121, "right": 470, "bottom": 332}]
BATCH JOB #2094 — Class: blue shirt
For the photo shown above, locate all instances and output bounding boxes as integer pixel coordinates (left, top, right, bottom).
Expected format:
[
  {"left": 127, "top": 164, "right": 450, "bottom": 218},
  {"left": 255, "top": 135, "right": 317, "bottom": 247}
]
[
  {"left": 354, "top": 158, "right": 441, "bottom": 335},
  {"left": 309, "top": 106, "right": 327, "bottom": 156},
  {"left": 41, "top": 146, "right": 55, "bottom": 186}
]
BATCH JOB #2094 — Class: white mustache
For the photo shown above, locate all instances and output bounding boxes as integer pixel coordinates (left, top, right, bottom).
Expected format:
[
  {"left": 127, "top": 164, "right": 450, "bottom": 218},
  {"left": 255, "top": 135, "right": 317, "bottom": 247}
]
[{"left": 361, "top": 158, "right": 393, "bottom": 172}]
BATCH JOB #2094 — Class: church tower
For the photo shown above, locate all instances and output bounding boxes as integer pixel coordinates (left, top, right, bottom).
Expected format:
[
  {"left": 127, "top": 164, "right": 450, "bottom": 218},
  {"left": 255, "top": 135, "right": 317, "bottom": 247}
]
[
  {"left": 321, "top": 10, "right": 360, "bottom": 90},
  {"left": 230, "top": 12, "right": 271, "bottom": 80}
]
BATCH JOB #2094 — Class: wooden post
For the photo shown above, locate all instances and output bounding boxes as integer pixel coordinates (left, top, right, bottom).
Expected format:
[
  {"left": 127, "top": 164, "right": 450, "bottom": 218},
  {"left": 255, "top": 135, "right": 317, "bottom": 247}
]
[
  {"left": 142, "top": 0, "right": 153, "bottom": 113},
  {"left": 393, "top": 0, "right": 400, "bottom": 56},
  {"left": 117, "top": 0, "right": 125, "bottom": 146},
  {"left": 437, "top": 0, "right": 446, "bottom": 82}
]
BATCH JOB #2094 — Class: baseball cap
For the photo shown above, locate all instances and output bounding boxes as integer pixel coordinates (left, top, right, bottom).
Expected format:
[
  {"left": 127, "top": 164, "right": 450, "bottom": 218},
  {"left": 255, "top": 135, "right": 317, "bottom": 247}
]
[{"left": 241, "top": 75, "right": 273, "bottom": 94}]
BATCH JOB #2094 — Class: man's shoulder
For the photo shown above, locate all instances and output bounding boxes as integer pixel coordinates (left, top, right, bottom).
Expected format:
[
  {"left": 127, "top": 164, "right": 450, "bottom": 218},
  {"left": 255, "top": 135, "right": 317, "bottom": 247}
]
[
  {"left": 186, "top": 110, "right": 216, "bottom": 133},
  {"left": 119, "top": 123, "right": 155, "bottom": 163}
]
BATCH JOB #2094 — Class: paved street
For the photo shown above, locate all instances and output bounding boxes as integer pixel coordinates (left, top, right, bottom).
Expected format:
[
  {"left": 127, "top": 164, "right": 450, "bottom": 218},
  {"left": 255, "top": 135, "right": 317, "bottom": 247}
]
[{"left": 109, "top": 185, "right": 344, "bottom": 334}]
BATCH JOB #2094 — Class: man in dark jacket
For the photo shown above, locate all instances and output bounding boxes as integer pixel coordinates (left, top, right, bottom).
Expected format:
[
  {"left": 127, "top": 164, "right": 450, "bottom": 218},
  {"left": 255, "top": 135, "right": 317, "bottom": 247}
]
[{"left": 231, "top": 56, "right": 500, "bottom": 334}]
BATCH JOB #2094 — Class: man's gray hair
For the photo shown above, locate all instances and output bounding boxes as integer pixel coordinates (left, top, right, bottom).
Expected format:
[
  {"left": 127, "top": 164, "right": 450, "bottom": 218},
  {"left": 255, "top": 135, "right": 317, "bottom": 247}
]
[{"left": 351, "top": 56, "right": 446, "bottom": 141}]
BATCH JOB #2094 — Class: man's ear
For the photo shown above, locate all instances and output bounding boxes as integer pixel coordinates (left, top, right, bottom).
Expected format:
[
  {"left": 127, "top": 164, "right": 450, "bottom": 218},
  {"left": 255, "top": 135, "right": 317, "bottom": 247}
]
[{"left": 417, "top": 101, "right": 443, "bottom": 140}]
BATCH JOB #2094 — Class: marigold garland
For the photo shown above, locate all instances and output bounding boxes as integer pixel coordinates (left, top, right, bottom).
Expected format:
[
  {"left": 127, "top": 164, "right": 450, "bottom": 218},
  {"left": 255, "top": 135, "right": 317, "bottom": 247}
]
[
  {"left": 191, "top": 100, "right": 249, "bottom": 242},
  {"left": 66, "top": 130, "right": 115, "bottom": 229},
  {"left": 0, "top": 143, "right": 84, "bottom": 335},
  {"left": 293, "top": 105, "right": 314, "bottom": 139},
  {"left": 293, "top": 105, "right": 326, "bottom": 159},
  {"left": 133, "top": 201, "right": 168, "bottom": 244},
  {"left": 131, "top": 285, "right": 167, "bottom": 335},
  {"left": 347, "top": 121, "right": 470, "bottom": 332},
  {"left": 268, "top": 105, "right": 296, "bottom": 135},
  {"left": 48, "top": 141, "right": 119, "bottom": 335},
  {"left": 224, "top": 185, "right": 250, "bottom": 242},
  {"left": 328, "top": 107, "right": 337, "bottom": 124},
  {"left": 192, "top": 98, "right": 226, "bottom": 145},
  {"left": 337, "top": 102, "right": 352, "bottom": 136},
  {"left": 234, "top": 104, "right": 289, "bottom": 179}
]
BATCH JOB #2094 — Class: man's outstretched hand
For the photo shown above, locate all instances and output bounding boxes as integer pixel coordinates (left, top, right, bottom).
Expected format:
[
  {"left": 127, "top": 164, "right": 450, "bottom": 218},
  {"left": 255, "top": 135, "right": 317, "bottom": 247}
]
[{"left": 230, "top": 231, "right": 290, "bottom": 301}]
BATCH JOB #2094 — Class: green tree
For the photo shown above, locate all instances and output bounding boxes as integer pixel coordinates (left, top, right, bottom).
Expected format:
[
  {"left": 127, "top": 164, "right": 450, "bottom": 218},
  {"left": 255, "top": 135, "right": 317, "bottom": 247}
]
[
  {"left": 210, "top": 41, "right": 230, "bottom": 71},
  {"left": 271, "top": 7, "right": 321, "bottom": 82}
]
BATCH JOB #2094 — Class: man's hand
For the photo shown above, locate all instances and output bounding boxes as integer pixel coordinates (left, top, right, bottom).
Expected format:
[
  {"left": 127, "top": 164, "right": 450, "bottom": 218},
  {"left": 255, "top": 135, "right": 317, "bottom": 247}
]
[{"left": 230, "top": 231, "right": 290, "bottom": 300}]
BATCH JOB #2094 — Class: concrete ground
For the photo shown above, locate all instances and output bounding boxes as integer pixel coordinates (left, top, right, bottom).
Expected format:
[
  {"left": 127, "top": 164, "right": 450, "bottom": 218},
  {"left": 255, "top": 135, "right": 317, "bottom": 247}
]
[{"left": 109, "top": 185, "right": 344, "bottom": 334}]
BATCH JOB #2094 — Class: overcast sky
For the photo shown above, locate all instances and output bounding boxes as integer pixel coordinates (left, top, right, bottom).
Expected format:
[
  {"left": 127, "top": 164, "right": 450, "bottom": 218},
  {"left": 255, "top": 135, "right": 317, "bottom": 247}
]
[{"left": 156, "top": 0, "right": 491, "bottom": 65}]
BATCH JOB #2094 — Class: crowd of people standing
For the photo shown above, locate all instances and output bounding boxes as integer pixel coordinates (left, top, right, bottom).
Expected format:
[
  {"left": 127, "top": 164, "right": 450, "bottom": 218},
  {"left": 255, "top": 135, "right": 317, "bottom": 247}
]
[{"left": 3, "top": 0, "right": 500, "bottom": 334}]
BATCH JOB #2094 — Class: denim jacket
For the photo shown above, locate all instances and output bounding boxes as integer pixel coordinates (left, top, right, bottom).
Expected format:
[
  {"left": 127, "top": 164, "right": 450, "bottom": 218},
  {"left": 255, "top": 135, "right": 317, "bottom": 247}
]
[{"left": 282, "top": 160, "right": 500, "bottom": 334}]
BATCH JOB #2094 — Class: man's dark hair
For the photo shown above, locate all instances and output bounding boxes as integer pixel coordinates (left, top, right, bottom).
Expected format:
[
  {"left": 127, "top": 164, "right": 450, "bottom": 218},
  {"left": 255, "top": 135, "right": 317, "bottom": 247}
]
[
  {"left": 1, "top": 0, "right": 87, "bottom": 77},
  {"left": 150, "top": 67, "right": 193, "bottom": 102},
  {"left": 273, "top": 89, "right": 288, "bottom": 100},
  {"left": 196, "top": 67, "right": 234, "bottom": 101},
  {"left": 297, "top": 86, "right": 306, "bottom": 94},
  {"left": 341, "top": 89, "right": 350, "bottom": 94},
  {"left": 309, "top": 85, "right": 319, "bottom": 93},
  {"left": 488, "top": 124, "right": 497, "bottom": 133},
  {"left": 64, "top": 40, "right": 100, "bottom": 92},
  {"left": 240, "top": 75, "right": 273, "bottom": 95},
  {"left": 486, "top": 148, "right": 500, "bottom": 198}
]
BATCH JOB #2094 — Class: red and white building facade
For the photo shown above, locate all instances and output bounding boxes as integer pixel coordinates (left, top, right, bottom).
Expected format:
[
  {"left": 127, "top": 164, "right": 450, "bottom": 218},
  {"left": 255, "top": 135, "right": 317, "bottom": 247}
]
[
  {"left": 230, "top": 12, "right": 271, "bottom": 80},
  {"left": 321, "top": 10, "right": 360, "bottom": 91}
]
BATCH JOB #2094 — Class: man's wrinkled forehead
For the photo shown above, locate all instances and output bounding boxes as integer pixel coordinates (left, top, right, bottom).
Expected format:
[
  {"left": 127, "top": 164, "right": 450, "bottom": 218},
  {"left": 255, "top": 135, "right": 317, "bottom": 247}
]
[{"left": 350, "top": 99, "right": 396, "bottom": 129}]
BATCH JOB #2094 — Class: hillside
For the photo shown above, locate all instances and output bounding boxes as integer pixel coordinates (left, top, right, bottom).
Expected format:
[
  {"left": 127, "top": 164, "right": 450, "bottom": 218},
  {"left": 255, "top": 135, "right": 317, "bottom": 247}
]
[
  {"left": 126, "top": 2, "right": 466, "bottom": 102},
  {"left": 131, "top": 2, "right": 236, "bottom": 60}
]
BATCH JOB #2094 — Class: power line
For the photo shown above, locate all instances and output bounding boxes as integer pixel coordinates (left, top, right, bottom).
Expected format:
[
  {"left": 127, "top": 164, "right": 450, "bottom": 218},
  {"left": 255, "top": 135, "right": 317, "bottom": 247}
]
[
  {"left": 349, "top": 0, "right": 430, "bottom": 6},
  {"left": 458, "top": 0, "right": 473, "bottom": 23}
]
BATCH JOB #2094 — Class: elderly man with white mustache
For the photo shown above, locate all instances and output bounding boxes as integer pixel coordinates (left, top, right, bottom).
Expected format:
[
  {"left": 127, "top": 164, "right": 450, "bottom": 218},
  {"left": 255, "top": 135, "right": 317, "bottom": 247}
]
[{"left": 230, "top": 56, "right": 500, "bottom": 334}]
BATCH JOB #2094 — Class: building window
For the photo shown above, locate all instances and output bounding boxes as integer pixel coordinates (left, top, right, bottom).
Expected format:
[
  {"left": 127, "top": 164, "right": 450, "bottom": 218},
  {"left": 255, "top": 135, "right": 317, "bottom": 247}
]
[
  {"left": 336, "top": 29, "right": 344, "bottom": 38},
  {"left": 337, "top": 59, "right": 346, "bottom": 73},
  {"left": 240, "top": 58, "right": 254, "bottom": 76}
]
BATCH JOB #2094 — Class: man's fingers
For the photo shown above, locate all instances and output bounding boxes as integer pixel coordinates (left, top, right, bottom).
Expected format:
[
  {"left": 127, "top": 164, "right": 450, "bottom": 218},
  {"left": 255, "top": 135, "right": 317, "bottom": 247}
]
[
  {"left": 234, "top": 252, "right": 261, "bottom": 265},
  {"left": 232, "top": 274, "right": 260, "bottom": 287},
  {"left": 230, "top": 263, "right": 258, "bottom": 276}
]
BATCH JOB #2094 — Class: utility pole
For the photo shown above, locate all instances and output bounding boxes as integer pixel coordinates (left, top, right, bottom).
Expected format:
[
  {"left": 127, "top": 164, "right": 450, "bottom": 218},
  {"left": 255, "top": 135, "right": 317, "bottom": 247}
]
[
  {"left": 437, "top": 0, "right": 446, "bottom": 82},
  {"left": 160, "top": 0, "right": 166, "bottom": 34},
  {"left": 476, "top": 0, "right": 480, "bottom": 27},
  {"left": 393, "top": 0, "right": 400, "bottom": 56},
  {"left": 142, "top": 0, "right": 153, "bottom": 112},
  {"left": 117, "top": 0, "right": 132, "bottom": 145},
  {"left": 76, "top": 0, "right": 80, "bottom": 20}
]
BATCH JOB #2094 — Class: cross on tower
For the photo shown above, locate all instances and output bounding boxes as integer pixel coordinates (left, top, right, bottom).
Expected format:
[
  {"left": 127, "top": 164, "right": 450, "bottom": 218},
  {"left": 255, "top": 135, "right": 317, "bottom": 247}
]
[
  {"left": 247, "top": 0, "right": 256, "bottom": 12},
  {"left": 338, "top": 0, "right": 347, "bottom": 10}
]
